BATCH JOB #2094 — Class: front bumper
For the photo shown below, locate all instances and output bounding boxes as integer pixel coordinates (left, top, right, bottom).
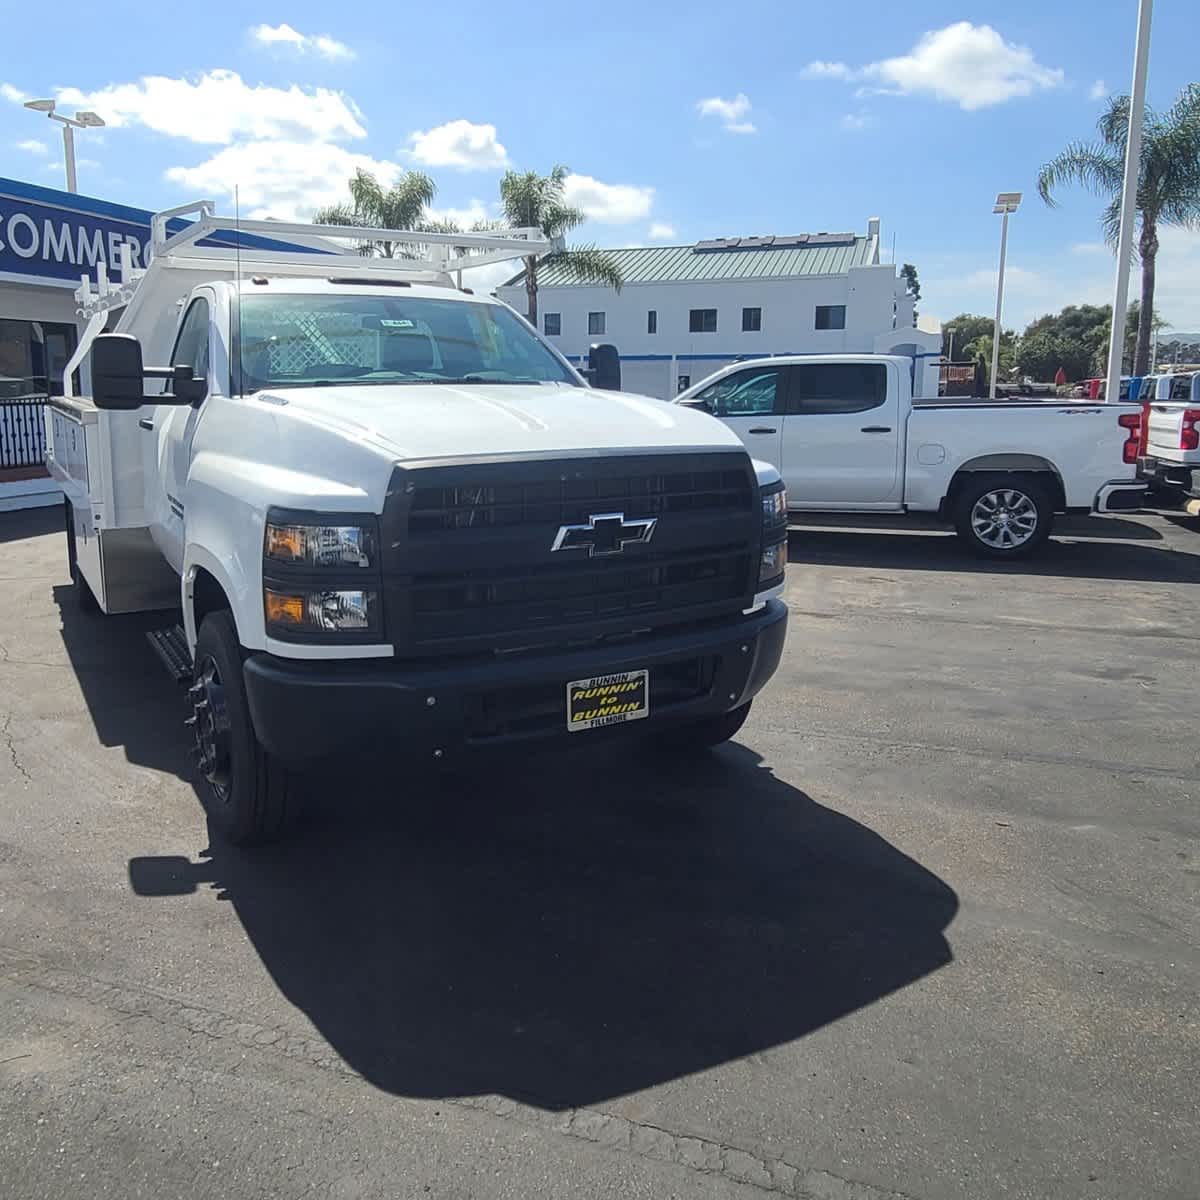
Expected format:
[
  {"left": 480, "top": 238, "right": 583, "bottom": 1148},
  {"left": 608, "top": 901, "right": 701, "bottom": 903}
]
[{"left": 243, "top": 599, "right": 788, "bottom": 765}]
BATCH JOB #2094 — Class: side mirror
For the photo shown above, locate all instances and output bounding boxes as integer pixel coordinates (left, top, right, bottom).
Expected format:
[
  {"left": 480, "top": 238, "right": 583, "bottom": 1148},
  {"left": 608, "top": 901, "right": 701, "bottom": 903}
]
[
  {"left": 90, "top": 333, "right": 206, "bottom": 410},
  {"left": 587, "top": 343, "right": 621, "bottom": 392},
  {"left": 91, "top": 333, "right": 146, "bottom": 410}
]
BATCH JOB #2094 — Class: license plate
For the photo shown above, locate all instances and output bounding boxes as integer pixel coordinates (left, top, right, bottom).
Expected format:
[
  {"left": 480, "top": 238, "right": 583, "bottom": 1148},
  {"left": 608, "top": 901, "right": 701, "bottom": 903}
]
[{"left": 566, "top": 669, "right": 649, "bottom": 733}]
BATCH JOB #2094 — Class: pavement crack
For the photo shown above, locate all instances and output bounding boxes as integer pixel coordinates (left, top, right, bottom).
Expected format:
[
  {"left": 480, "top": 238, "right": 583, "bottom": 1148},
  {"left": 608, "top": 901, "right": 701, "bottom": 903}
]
[{"left": 0, "top": 712, "right": 32, "bottom": 786}]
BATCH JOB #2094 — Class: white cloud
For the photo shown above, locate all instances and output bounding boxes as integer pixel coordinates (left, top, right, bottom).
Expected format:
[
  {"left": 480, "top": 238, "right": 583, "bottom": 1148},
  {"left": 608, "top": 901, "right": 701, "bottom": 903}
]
[
  {"left": 425, "top": 200, "right": 493, "bottom": 229},
  {"left": 840, "top": 113, "right": 872, "bottom": 131},
  {"left": 647, "top": 221, "right": 677, "bottom": 240},
  {"left": 407, "top": 119, "right": 508, "bottom": 170},
  {"left": 1, "top": 82, "right": 27, "bottom": 103},
  {"left": 165, "top": 141, "right": 402, "bottom": 222},
  {"left": 57, "top": 70, "right": 365, "bottom": 144},
  {"left": 562, "top": 173, "right": 654, "bottom": 224},
  {"left": 1089, "top": 79, "right": 1107, "bottom": 101},
  {"left": 16, "top": 139, "right": 48, "bottom": 155},
  {"left": 1071, "top": 241, "right": 1109, "bottom": 256},
  {"left": 697, "top": 93, "right": 757, "bottom": 134},
  {"left": 801, "top": 22, "right": 1064, "bottom": 111},
  {"left": 251, "top": 23, "right": 355, "bottom": 60},
  {"left": 1152, "top": 227, "right": 1200, "bottom": 331}
]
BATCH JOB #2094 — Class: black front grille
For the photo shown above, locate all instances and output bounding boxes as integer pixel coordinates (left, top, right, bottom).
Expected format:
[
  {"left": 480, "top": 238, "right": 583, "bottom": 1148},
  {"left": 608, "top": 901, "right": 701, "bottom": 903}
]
[
  {"left": 382, "top": 452, "right": 760, "bottom": 658},
  {"left": 409, "top": 466, "right": 751, "bottom": 533}
]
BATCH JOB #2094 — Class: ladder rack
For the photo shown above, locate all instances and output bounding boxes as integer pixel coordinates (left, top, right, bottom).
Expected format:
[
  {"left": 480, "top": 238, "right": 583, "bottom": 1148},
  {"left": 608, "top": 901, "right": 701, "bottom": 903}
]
[{"left": 75, "top": 199, "right": 549, "bottom": 320}]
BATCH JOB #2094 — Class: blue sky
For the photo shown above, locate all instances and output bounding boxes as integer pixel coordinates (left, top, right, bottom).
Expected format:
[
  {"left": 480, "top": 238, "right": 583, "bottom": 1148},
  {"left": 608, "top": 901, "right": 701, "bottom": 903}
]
[{"left": 3, "top": 1, "right": 1198, "bottom": 331}]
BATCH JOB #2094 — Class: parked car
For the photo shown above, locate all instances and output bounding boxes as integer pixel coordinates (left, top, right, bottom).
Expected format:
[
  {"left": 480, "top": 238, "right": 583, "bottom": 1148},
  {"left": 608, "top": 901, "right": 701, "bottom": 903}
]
[
  {"left": 675, "top": 355, "right": 1146, "bottom": 558},
  {"left": 1136, "top": 372, "right": 1200, "bottom": 509}
]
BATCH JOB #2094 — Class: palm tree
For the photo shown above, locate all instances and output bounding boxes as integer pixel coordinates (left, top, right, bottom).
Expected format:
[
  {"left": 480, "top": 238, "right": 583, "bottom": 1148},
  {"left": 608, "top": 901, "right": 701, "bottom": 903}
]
[
  {"left": 314, "top": 168, "right": 437, "bottom": 258},
  {"left": 498, "top": 165, "right": 623, "bottom": 325},
  {"left": 1038, "top": 84, "right": 1200, "bottom": 375}
]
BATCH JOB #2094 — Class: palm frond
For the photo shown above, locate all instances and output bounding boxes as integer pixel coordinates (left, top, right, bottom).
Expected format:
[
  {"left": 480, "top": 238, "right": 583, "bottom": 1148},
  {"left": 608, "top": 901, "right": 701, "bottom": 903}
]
[
  {"left": 542, "top": 203, "right": 587, "bottom": 239},
  {"left": 1037, "top": 141, "right": 1123, "bottom": 207},
  {"left": 546, "top": 245, "right": 624, "bottom": 292}
]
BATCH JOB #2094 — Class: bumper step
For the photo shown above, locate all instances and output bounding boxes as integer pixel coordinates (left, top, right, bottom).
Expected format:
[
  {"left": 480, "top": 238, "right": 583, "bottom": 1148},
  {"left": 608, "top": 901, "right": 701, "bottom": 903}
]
[{"left": 146, "top": 624, "right": 193, "bottom": 684}]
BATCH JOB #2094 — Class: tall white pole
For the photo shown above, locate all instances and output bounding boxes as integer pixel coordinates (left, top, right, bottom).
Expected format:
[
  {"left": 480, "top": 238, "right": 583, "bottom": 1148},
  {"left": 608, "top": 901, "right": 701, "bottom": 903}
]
[
  {"left": 989, "top": 210, "right": 1010, "bottom": 400},
  {"left": 61, "top": 122, "right": 77, "bottom": 193},
  {"left": 1105, "top": 0, "right": 1153, "bottom": 403}
]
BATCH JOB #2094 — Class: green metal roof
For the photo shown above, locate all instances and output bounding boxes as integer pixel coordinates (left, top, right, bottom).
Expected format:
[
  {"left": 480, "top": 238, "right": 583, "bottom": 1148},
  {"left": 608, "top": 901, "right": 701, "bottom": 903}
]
[{"left": 505, "top": 235, "right": 876, "bottom": 288}]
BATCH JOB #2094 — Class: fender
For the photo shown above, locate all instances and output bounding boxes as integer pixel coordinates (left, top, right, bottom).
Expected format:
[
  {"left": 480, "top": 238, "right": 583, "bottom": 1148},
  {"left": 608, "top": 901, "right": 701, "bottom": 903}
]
[{"left": 181, "top": 542, "right": 253, "bottom": 654}]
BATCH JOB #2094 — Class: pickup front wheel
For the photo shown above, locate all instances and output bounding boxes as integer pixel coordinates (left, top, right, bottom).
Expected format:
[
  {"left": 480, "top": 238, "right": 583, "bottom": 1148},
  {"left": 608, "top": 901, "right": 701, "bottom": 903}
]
[
  {"left": 952, "top": 473, "right": 1054, "bottom": 559},
  {"left": 190, "top": 611, "right": 293, "bottom": 845}
]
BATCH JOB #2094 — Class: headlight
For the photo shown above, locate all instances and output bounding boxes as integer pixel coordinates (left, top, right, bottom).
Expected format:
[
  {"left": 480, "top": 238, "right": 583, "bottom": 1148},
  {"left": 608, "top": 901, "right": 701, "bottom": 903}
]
[
  {"left": 265, "top": 521, "right": 374, "bottom": 568},
  {"left": 758, "top": 482, "right": 787, "bottom": 586},
  {"left": 761, "top": 487, "right": 787, "bottom": 524},
  {"left": 265, "top": 588, "right": 379, "bottom": 635}
]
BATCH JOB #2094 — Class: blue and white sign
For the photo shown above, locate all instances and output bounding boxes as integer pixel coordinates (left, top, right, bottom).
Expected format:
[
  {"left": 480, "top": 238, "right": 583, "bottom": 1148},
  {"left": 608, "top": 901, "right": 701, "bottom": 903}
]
[{"left": 0, "top": 176, "right": 326, "bottom": 288}]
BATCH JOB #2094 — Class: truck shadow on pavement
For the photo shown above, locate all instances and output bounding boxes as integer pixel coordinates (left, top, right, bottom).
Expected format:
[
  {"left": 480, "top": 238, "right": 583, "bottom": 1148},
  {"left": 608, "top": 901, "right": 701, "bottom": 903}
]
[
  {"left": 126, "top": 744, "right": 959, "bottom": 1111},
  {"left": 787, "top": 523, "right": 1200, "bottom": 584},
  {"left": 50, "top": 564, "right": 958, "bottom": 1113}
]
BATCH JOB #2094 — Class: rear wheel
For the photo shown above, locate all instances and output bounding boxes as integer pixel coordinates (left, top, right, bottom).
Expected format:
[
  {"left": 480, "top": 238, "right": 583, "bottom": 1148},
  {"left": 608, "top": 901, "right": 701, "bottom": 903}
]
[
  {"left": 190, "top": 611, "right": 293, "bottom": 845},
  {"left": 656, "top": 702, "right": 752, "bottom": 750},
  {"left": 63, "top": 500, "right": 100, "bottom": 614},
  {"left": 952, "top": 473, "right": 1054, "bottom": 559}
]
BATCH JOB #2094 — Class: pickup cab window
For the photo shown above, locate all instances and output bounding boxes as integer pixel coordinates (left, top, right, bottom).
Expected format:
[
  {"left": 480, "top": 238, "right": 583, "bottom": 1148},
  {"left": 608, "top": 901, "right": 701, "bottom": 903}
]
[
  {"left": 789, "top": 363, "right": 886, "bottom": 415},
  {"left": 236, "top": 294, "right": 575, "bottom": 393},
  {"left": 692, "top": 367, "right": 781, "bottom": 416}
]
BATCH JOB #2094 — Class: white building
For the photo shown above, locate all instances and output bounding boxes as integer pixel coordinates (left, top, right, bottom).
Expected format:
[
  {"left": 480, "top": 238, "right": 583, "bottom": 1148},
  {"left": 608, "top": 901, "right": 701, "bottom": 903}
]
[{"left": 497, "top": 219, "right": 941, "bottom": 399}]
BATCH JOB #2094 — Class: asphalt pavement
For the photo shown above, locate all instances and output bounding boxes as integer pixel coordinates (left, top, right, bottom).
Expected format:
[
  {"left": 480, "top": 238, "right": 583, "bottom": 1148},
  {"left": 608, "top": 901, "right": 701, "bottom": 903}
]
[{"left": 0, "top": 504, "right": 1197, "bottom": 1200}]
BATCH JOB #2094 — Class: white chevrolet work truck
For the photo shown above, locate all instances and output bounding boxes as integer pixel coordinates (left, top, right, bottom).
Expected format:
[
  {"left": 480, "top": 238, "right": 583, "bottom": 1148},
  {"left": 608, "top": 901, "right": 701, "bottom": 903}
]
[
  {"left": 677, "top": 355, "right": 1147, "bottom": 557},
  {"left": 46, "top": 204, "right": 788, "bottom": 844}
]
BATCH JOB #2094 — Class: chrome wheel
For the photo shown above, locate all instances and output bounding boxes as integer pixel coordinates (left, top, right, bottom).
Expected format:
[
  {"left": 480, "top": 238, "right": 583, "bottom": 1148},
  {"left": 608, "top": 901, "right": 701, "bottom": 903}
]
[
  {"left": 187, "top": 655, "right": 233, "bottom": 801},
  {"left": 970, "top": 488, "right": 1039, "bottom": 550}
]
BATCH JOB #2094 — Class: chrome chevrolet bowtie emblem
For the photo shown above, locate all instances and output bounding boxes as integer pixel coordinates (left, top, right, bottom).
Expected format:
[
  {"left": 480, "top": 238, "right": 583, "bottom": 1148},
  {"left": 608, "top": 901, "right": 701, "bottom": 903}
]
[{"left": 551, "top": 512, "right": 657, "bottom": 557}]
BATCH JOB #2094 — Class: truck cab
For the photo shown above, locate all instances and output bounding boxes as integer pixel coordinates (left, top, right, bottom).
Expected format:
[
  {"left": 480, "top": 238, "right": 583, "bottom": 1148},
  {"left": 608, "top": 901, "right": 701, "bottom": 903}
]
[{"left": 45, "top": 204, "right": 789, "bottom": 844}]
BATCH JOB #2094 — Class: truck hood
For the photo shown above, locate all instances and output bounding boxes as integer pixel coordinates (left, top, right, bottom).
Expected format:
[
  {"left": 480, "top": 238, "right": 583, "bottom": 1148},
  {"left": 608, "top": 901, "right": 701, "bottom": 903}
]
[{"left": 262, "top": 381, "right": 743, "bottom": 461}]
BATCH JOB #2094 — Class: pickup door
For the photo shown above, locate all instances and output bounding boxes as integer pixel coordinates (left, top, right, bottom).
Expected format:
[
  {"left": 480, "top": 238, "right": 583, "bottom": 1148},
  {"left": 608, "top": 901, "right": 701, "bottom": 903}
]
[
  {"left": 779, "top": 359, "right": 902, "bottom": 508},
  {"left": 686, "top": 363, "right": 785, "bottom": 471}
]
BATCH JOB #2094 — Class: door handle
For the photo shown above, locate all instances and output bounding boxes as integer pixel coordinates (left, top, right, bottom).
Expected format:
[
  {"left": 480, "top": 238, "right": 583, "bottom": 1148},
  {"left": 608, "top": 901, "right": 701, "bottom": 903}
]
[
  {"left": 860, "top": 425, "right": 892, "bottom": 433},
  {"left": 138, "top": 418, "right": 155, "bottom": 431},
  {"left": 747, "top": 427, "right": 778, "bottom": 434}
]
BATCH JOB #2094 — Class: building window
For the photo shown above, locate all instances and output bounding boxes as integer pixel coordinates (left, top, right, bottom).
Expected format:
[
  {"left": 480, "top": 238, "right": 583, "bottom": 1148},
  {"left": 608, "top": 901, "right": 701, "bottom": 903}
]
[
  {"left": 689, "top": 308, "right": 718, "bottom": 333},
  {"left": 0, "top": 318, "right": 78, "bottom": 400},
  {"left": 815, "top": 304, "right": 846, "bottom": 331},
  {"left": 742, "top": 307, "right": 762, "bottom": 332},
  {"left": 647, "top": 310, "right": 657, "bottom": 334},
  {"left": 543, "top": 312, "right": 561, "bottom": 337},
  {"left": 588, "top": 311, "right": 606, "bottom": 336},
  {"left": 676, "top": 375, "right": 691, "bottom": 392}
]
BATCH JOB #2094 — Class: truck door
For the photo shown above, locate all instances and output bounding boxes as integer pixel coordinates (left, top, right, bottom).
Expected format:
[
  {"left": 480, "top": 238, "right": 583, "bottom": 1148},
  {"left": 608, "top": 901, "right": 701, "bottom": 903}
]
[
  {"left": 143, "top": 295, "right": 211, "bottom": 573},
  {"left": 780, "top": 360, "right": 901, "bottom": 507},
  {"left": 687, "top": 364, "right": 784, "bottom": 474}
]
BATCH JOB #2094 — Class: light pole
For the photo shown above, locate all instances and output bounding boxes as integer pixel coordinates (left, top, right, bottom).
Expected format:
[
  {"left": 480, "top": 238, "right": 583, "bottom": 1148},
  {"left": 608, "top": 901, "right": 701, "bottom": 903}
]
[
  {"left": 23, "top": 99, "right": 105, "bottom": 193},
  {"left": 990, "top": 192, "right": 1021, "bottom": 399},
  {"left": 1105, "top": 0, "right": 1153, "bottom": 402},
  {"left": 946, "top": 327, "right": 955, "bottom": 362}
]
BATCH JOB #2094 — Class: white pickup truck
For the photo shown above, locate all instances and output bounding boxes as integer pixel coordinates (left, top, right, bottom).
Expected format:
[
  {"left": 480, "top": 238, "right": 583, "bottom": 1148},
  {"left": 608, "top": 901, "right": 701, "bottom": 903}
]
[
  {"left": 676, "top": 355, "right": 1147, "bottom": 557},
  {"left": 1135, "top": 371, "right": 1200, "bottom": 511},
  {"left": 46, "top": 204, "right": 788, "bottom": 844}
]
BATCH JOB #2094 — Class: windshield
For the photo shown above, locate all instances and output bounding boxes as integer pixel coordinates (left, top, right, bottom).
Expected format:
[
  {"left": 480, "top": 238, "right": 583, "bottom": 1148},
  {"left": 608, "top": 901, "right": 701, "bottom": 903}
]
[{"left": 237, "top": 293, "right": 576, "bottom": 392}]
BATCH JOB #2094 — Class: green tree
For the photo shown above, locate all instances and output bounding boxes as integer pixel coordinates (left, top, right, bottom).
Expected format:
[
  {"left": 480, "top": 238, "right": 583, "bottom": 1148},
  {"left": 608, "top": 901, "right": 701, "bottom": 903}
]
[
  {"left": 900, "top": 263, "right": 921, "bottom": 301},
  {"left": 942, "top": 313, "right": 996, "bottom": 360},
  {"left": 963, "top": 332, "right": 1017, "bottom": 378},
  {"left": 1019, "top": 304, "right": 1111, "bottom": 380},
  {"left": 314, "top": 168, "right": 437, "bottom": 258},
  {"left": 1038, "top": 83, "right": 1200, "bottom": 374},
  {"left": 498, "top": 165, "right": 623, "bottom": 325}
]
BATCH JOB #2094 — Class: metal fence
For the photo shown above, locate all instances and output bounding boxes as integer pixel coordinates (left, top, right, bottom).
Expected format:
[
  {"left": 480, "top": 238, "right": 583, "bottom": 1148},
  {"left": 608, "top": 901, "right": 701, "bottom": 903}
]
[{"left": 0, "top": 395, "right": 49, "bottom": 469}]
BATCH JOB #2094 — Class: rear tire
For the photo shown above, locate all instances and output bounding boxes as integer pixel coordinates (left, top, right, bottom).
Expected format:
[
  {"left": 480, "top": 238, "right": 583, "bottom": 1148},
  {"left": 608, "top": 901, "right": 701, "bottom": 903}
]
[
  {"left": 952, "top": 473, "right": 1054, "bottom": 559},
  {"left": 657, "top": 702, "right": 752, "bottom": 750},
  {"left": 64, "top": 500, "right": 100, "bottom": 614},
  {"left": 191, "top": 611, "right": 293, "bottom": 845}
]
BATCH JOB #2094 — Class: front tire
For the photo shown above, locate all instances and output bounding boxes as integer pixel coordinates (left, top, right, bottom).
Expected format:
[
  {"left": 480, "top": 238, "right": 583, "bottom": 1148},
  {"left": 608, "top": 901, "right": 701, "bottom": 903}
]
[
  {"left": 952, "top": 473, "right": 1054, "bottom": 559},
  {"left": 656, "top": 702, "right": 752, "bottom": 750},
  {"left": 190, "top": 611, "right": 293, "bottom": 845}
]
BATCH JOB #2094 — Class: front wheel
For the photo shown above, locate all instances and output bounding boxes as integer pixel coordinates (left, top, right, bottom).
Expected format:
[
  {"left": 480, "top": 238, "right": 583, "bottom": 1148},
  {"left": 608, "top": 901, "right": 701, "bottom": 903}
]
[
  {"left": 952, "top": 474, "right": 1054, "bottom": 559},
  {"left": 655, "top": 702, "right": 752, "bottom": 751},
  {"left": 190, "top": 611, "right": 294, "bottom": 845}
]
